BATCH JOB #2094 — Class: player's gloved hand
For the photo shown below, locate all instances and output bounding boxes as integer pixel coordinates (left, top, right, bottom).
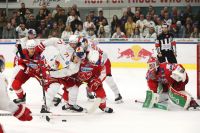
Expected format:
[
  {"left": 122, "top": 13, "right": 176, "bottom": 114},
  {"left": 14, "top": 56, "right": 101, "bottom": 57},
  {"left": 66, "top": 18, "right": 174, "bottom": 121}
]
[
  {"left": 88, "top": 78, "right": 102, "bottom": 91},
  {"left": 13, "top": 104, "right": 32, "bottom": 121}
]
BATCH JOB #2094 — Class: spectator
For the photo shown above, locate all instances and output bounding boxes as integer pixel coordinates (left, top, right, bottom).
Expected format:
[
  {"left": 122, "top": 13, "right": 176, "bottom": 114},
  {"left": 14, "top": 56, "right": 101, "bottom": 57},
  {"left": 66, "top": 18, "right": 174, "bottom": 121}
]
[
  {"left": 87, "top": 28, "right": 96, "bottom": 39},
  {"left": 133, "top": 10, "right": 140, "bottom": 22},
  {"left": 88, "top": 10, "right": 98, "bottom": 26},
  {"left": 71, "top": 14, "right": 83, "bottom": 33},
  {"left": 74, "top": 24, "right": 87, "bottom": 37},
  {"left": 57, "top": 19, "right": 65, "bottom": 32},
  {"left": 52, "top": 5, "right": 61, "bottom": 18},
  {"left": 10, "top": 18, "right": 17, "bottom": 28},
  {"left": 171, "top": 7, "right": 178, "bottom": 19},
  {"left": 0, "top": 9, "right": 7, "bottom": 39},
  {"left": 127, "top": 7, "right": 134, "bottom": 17},
  {"left": 15, "top": 10, "right": 25, "bottom": 25},
  {"left": 26, "top": 14, "right": 38, "bottom": 30},
  {"left": 132, "top": 27, "right": 142, "bottom": 38},
  {"left": 37, "top": 19, "right": 48, "bottom": 38},
  {"left": 185, "top": 23, "right": 193, "bottom": 38},
  {"left": 66, "top": 9, "right": 81, "bottom": 26},
  {"left": 148, "top": 5, "right": 155, "bottom": 17},
  {"left": 120, "top": 11, "right": 128, "bottom": 33},
  {"left": 54, "top": 8, "right": 68, "bottom": 24},
  {"left": 61, "top": 24, "right": 73, "bottom": 40},
  {"left": 2, "top": 22, "right": 16, "bottom": 39},
  {"left": 41, "top": 4, "right": 50, "bottom": 16},
  {"left": 48, "top": 22, "right": 61, "bottom": 38},
  {"left": 125, "top": 16, "right": 136, "bottom": 38},
  {"left": 176, "top": 21, "right": 186, "bottom": 38},
  {"left": 36, "top": 8, "right": 45, "bottom": 22},
  {"left": 190, "top": 27, "right": 200, "bottom": 38},
  {"left": 163, "top": 12, "right": 172, "bottom": 26},
  {"left": 96, "top": 10, "right": 108, "bottom": 32},
  {"left": 83, "top": 16, "right": 96, "bottom": 32},
  {"left": 100, "top": 18, "right": 110, "bottom": 37},
  {"left": 111, "top": 15, "right": 121, "bottom": 36},
  {"left": 170, "top": 17, "right": 178, "bottom": 37},
  {"left": 97, "top": 25, "right": 106, "bottom": 38},
  {"left": 155, "top": 17, "right": 163, "bottom": 35},
  {"left": 16, "top": 23, "right": 28, "bottom": 38},
  {"left": 136, "top": 14, "right": 146, "bottom": 37},
  {"left": 45, "top": 13, "right": 55, "bottom": 29},
  {"left": 72, "top": 4, "right": 80, "bottom": 16},
  {"left": 112, "top": 26, "right": 126, "bottom": 38},
  {"left": 143, "top": 14, "right": 155, "bottom": 37},
  {"left": 19, "top": 3, "right": 27, "bottom": 17},
  {"left": 145, "top": 26, "right": 157, "bottom": 38}
]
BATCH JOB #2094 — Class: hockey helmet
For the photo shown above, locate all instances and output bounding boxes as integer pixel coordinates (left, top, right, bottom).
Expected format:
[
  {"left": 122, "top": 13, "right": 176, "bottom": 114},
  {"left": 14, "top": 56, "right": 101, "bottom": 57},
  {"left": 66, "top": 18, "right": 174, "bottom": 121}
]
[
  {"left": 28, "top": 29, "right": 37, "bottom": 38},
  {"left": 74, "top": 46, "right": 86, "bottom": 59},
  {"left": 87, "top": 50, "right": 100, "bottom": 64},
  {"left": 26, "top": 39, "right": 36, "bottom": 49}
]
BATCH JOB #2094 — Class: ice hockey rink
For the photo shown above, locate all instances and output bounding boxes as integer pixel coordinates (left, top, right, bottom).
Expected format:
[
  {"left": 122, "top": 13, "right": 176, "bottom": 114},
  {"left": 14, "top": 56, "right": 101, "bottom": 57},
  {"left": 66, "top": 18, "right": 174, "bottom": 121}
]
[{"left": 0, "top": 68, "right": 199, "bottom": 133}]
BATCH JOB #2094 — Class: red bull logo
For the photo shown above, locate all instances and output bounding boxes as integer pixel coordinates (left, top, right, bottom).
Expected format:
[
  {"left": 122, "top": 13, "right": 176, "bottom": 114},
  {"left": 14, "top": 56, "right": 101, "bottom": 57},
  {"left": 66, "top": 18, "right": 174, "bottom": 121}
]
[{"left": 118, "top": 45, "right": 153, "bottom": 61}]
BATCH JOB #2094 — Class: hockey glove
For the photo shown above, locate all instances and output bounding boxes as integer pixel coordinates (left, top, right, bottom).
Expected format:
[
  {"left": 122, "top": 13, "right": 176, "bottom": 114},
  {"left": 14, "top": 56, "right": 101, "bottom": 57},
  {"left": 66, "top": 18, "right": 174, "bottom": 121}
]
[
  {"left": 89, "top": 78, "right": 102, "bottom": 91},
  {"left": 13, "top": 104, "right": 32, "bottom": 121}
]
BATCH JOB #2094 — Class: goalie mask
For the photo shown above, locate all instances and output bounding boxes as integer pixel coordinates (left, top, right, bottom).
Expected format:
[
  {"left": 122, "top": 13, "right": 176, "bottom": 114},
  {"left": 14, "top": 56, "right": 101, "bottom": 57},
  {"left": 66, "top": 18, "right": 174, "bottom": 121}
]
[
  {"left": 170, "top": 65, "right": 186, "bottom": 82},
  {"left": 147, "top": 57, "right": 159, "bottom": 70}
]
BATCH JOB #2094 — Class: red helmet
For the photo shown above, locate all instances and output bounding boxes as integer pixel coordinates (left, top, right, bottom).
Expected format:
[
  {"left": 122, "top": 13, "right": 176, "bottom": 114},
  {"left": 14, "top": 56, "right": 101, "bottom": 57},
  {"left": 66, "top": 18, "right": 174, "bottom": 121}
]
[{"left": 147, "top": 57, "right": 159, "bottom": 70}]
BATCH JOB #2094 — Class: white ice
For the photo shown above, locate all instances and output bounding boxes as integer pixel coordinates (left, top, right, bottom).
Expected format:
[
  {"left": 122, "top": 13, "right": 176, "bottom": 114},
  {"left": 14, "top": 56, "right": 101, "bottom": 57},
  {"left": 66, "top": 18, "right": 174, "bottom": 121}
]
[{"left": 0, "top": 68, "right": 199, "bottom": 133}]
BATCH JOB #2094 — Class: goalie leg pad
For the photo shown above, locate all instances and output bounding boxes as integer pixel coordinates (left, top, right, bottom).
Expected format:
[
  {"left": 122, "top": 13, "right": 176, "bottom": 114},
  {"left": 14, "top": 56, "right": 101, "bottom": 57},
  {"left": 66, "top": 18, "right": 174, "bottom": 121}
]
[
  {"left": 168, "top": 86, "right": 191, "bottom": 109},
  {"left": 143, "top": 90, "right": 159, "bottom": 108}
]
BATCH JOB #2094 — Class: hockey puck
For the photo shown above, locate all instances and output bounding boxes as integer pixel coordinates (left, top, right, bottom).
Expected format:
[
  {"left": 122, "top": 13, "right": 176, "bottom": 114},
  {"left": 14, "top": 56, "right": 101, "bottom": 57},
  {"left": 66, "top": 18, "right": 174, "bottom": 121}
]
[{"left": 62, "top": 119, "right": 67, "bottom": 122}]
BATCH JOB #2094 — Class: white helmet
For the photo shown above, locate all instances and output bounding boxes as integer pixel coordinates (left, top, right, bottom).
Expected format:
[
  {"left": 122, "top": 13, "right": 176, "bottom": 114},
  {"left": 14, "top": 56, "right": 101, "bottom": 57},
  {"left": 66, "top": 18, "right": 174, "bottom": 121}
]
[
  {"left": 28, "top": 29, "right": 36, "bottom": 37},
  {"left": 26, "top": 39, "right": 36, "bottom": 49},
  {"left": 87, "top": 50, "right": 99, "bottom": 64},
  {"left": 69, "top": 35, "right": 78, "bottom": 44},
  {"left": 41, "top": 46, "right": 60, "bottom": 70}
]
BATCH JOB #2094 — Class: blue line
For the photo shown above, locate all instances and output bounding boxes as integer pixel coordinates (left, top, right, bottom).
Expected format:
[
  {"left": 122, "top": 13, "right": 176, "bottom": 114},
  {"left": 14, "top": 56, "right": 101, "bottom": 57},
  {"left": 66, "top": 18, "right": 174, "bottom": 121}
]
[
  {"left": 0, "top": 42, "right": 16, "bottom": 45},
  {"left": 99, "top": 42, "right": 197, "bottom": 44}
]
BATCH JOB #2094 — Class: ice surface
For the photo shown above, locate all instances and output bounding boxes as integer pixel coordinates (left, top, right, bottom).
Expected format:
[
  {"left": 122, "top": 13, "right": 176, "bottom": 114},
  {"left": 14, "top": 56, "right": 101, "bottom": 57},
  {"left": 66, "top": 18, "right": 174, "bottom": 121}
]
[{"left": 0, "top": 68, "right": 199, "bottom": 133}]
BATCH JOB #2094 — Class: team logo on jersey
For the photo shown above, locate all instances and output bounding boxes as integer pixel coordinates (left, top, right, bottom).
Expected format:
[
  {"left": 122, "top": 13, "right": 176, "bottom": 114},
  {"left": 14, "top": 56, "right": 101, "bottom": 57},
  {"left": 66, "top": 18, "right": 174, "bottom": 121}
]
[
  {"left": 81, "top": 67, "right": 93, "bottom": 72},
  {"left": 118, "top": 45, "right": 153, "bottom": 61}
]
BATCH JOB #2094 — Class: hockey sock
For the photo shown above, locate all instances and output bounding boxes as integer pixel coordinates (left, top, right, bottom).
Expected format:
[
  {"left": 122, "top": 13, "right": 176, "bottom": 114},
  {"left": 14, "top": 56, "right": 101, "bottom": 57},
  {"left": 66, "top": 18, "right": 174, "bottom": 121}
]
[
  {"left": 46, "top": 83, "right": 60, "bottom": 107},
  {"left": 68, "top": 85, "right": 79, "bottom": 105},
  {"left": 105, "top": 76, "right": 120, "bottom": 98},
  {"left": 168, "top": 86, "right": 191, "bottom": 109}
]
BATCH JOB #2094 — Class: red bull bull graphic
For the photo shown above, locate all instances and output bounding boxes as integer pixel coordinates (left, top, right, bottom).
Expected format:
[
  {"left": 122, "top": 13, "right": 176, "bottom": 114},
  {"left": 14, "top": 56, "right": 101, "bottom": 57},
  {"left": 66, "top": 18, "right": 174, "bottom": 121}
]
[{"left": 118, "top": 45, "right": 153, "bottom": 61}]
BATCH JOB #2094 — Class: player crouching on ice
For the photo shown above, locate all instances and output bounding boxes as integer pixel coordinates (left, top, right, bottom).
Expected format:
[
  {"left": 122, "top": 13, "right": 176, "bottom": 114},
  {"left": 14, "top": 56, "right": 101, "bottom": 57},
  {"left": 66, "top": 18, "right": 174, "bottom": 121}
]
[
  {"left": 143, "top": 56, "right": 199, "bottom": 110},
  {"left": 0, "top": 56, "right": 32, "bottom": 133},
  {"left": 75, "top": 49, "right": 113, "bottom": 113}
]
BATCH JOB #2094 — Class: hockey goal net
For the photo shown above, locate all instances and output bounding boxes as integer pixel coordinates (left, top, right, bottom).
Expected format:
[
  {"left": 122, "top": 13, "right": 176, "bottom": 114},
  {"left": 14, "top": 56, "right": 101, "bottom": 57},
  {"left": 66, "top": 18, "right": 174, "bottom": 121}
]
[{"left": 197, "top": 43, "right": 200, "bottom": 99}]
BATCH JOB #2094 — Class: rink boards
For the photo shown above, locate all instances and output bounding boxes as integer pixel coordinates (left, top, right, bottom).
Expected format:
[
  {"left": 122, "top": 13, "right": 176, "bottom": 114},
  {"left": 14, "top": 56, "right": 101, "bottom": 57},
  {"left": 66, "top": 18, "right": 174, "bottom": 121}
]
[{"left": 0, "top": 39, "right": 198, "bottom": 70}]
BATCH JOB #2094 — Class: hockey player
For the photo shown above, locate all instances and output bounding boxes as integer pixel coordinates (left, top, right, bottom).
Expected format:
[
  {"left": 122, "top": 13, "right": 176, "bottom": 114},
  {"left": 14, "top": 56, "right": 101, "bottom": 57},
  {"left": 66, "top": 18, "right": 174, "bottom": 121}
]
[
  {"left": 11, "top": 39, "right": 44, "bottom": 104},
  {"left": 75, "top": 49, "right": 113, "bottom": 113},
  {"left": 144, "top": 57, "right": 199, "bottom": 110},
  {"left": 0, "top": 57, "right": 32, "bottom": 132},
  {"left": 14, "top": 29, "right": 37, "bottom": 59},
  {"left": 155, "top": 24, "right": 177, "bottom": 63},
  {"left": 78, "top": 37, "right": 123, "bottom": 103},
  {"left": 40, "top": 45, "right": 84, "bottom": 112}
]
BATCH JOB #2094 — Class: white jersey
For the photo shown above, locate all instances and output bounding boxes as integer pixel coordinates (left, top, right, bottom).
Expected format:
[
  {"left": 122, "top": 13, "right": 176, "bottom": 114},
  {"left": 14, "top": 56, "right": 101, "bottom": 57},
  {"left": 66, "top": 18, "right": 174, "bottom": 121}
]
[
  {"left": 0, "top": 73, "right": 18, "bottom": 113},
  {"left": 41, "top": 38, "right": 80, "bottom": 78}
]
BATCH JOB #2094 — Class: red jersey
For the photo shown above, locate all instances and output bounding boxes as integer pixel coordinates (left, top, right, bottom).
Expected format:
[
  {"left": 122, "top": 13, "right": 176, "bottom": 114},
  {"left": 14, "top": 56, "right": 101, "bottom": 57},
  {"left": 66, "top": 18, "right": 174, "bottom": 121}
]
[{"left": 146, "top": 63, "right": 189, "bottom": 93}]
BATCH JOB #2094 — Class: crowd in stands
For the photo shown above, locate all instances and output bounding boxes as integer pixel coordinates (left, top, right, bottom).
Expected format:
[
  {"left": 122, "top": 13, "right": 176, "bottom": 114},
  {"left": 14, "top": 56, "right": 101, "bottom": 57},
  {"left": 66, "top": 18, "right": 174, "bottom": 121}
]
[{"left": 0, "top": 3, "right": 200, "bottom": 39}]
